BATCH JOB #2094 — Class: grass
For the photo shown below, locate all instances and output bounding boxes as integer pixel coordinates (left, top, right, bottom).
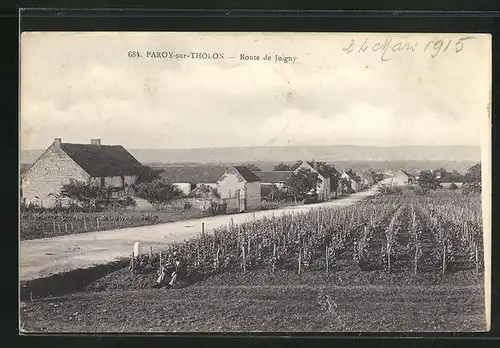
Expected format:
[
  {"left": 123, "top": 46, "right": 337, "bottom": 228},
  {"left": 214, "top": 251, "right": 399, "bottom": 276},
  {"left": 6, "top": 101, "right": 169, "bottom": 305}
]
[{"left": 20, "top": 269, "right": 486, "bottom": 333}]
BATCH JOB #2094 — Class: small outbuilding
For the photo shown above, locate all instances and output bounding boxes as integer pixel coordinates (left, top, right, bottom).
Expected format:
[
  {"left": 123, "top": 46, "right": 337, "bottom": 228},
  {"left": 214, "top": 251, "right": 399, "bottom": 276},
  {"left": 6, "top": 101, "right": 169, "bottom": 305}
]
[{"left": 217, "top": 166, "right": 262, "bottom": 212}]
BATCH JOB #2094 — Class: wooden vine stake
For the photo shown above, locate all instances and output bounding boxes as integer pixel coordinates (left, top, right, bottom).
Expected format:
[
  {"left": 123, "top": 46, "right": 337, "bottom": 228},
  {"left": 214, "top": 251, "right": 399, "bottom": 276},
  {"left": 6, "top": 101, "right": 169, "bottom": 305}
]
[
  {"left": 442, "top": 244, "right": 446, "bottom": 275},
  {"left": 325, "top": 246, "right": 329, "bottom": 273},
  {"left": 413, "top": 244, "right": 418, "bottom": 276},
  {"left": 131, "top": 252, "right": 135, "bottom": 276},
  {"left": 149, "top": 246, "right": 153, "bottom": 259},
  {"left": 242, "top": 245, "right": 246, "bottom": 274},
  {"left": 216, "top": 246, "right": 220, "bottom": 271},
  {"left": 298, "top": 245, "right": 302, "bottom": 275},
  {"left": 475, "top": 243, "right": 479, "bottom": 274},
  {"left": 272, "top": 243, "right": 276, "bottom": 273},
  {"left": 159, "top": 251, "right": 163, "bottom": 272}
]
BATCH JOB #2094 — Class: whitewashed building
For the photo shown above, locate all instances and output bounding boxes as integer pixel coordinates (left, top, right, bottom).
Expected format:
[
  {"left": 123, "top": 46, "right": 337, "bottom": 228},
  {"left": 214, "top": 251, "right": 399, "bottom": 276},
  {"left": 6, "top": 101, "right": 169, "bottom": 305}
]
[{"left": 217, "top": 166, "right": 262, "bottom": 212}]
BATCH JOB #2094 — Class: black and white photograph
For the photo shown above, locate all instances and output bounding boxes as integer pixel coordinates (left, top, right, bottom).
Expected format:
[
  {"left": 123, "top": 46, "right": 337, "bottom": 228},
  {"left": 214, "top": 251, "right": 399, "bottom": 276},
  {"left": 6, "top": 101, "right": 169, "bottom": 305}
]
[{"left": 19, "top": 32, "right": 491, "bottom": 332}]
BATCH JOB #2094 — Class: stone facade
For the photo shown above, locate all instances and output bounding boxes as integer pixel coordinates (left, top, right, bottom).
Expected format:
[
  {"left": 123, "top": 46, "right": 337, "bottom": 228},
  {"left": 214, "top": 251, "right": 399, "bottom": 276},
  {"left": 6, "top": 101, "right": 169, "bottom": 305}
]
[
  {"left": 21, "top": 144, "right": 90, "bottom": 208},
  {"left": 21, "top": 140, "right": 140, "bottom": 208}
]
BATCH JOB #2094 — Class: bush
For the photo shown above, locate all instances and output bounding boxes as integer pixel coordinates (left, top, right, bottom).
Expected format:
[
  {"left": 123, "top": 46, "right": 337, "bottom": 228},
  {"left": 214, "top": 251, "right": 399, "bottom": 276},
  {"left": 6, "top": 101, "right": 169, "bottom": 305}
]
[
  {"left": 449, "top": 183, "right": 458, "bottom": 190},
  {"left": 378, "top": 184, "right": 403, "bottom": 196}
]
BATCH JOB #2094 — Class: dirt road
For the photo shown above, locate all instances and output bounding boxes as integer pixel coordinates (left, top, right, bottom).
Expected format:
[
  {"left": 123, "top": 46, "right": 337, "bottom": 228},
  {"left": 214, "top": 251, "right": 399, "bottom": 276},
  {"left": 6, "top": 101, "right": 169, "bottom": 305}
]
[{"left": 20, "top": 181, "right": 387, "bottom": 281}]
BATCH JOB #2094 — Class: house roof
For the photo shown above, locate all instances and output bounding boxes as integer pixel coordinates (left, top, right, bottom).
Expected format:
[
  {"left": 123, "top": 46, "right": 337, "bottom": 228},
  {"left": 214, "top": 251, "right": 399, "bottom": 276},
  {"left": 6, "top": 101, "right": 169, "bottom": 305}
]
[
  {"left": 400, "top": 170, "right": 414, "bottom": 178},
  {"left": 346, "top": 169, "right": 362, "bottom": 182},
  {"left": 256, "top": 171, "right": 293, "bottom": 183},
  {"left": 232, "top": 166, "right": 262, "bottom": 182},
  {"left": 305, "top": 161, "right": 330, "bottom": 178},
  {"left": 159, "top": 165, "right": 227, "bottom": 183},
  {"left": 60, "top": 143, "right": 143, "bottom": 177}
]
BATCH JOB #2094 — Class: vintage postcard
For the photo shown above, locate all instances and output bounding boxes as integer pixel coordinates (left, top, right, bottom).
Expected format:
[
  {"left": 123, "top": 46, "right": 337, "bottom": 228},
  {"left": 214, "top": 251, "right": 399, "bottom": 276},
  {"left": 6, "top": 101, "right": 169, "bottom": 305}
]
[{"left": 19, "top": 32, "right": 491, "bottom": 333}]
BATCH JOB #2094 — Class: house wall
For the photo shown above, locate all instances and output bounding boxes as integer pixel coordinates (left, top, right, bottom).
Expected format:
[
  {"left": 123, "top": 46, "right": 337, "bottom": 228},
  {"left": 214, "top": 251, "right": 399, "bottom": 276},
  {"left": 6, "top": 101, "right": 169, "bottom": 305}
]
[
  {"left": 341, "top": 173, "right": 358, "bottom": 192},
  {"left": 262, "top": 182, "right": 286, "bottom": 189},
  {"left": 245, "top": 181, "right": 261, "bottom": 211},
  {"left": 196, "top": 183, "right": 217, "bottom": 189},
  {"left": 22, "top": 144, "right": 90, "bottom": 208},
  {"left": 173, "top": 183, "right": 192, "bottom": 196},
  {"left": 89, "top": 175, "right": 138, "bottom": 196},
  {"left": 217, "top": 168, "right": 246, "bottom": 200},
  {"left": 391, "top": 172, "right": 410, "bottom": 186},
  {"left": 318, "top": 177, "right": 330, "bottom": 201}
]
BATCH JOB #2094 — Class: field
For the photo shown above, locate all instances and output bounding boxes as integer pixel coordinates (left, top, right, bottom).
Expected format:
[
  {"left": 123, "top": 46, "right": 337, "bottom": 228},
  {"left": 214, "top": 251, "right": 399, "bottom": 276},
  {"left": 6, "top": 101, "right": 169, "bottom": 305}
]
[
  {"left": 20, "top": 190, "right": 486, "bottom": 332},
  {"left": 20, "top": 206, "right": 208, "bottom": 241}
]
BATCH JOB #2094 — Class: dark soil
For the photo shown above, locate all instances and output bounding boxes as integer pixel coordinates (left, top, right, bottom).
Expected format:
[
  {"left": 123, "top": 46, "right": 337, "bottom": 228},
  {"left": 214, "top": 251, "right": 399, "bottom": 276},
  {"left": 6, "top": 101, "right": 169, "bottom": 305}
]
[{"left": 20, "top": 269, "right": 486, "bottom": 333}]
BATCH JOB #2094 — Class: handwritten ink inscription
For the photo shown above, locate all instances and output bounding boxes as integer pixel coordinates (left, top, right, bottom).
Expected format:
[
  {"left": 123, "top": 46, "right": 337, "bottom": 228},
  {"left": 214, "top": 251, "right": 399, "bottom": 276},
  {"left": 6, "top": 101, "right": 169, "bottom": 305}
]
[{"left": 342, "top": 36, "right": 476, "bottom": 61}]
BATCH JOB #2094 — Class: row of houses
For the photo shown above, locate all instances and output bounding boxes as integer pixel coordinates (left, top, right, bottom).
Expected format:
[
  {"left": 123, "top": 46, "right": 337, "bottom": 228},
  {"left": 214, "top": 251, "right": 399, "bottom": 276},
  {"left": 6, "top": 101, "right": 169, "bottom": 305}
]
[{"left": 21, "top": 138, "right": 378, "bottom": 211}]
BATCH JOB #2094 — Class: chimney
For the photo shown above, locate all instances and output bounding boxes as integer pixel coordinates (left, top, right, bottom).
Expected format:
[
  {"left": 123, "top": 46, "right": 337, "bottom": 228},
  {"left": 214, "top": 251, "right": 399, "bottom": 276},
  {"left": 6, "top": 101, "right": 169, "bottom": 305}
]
[
  {"left": 91, "top": 138, "right": 101, "bottom": 146},
  {"left": 54, "top": 138, "right": 61, "bottom": 150}
]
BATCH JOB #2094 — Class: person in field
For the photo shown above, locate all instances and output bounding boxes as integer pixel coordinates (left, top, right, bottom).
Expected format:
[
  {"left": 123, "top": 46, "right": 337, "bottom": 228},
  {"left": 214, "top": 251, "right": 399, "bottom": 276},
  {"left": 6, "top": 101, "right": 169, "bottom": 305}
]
[{"left": 153, "top": 251, "right": 185, "bottom": 289}]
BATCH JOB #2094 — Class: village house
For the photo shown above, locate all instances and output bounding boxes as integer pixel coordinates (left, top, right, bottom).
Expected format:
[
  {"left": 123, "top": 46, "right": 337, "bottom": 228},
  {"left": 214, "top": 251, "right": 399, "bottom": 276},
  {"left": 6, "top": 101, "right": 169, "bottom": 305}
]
[
  {"left": 21, "top": 138, "right": 143, "bottom": 208},
  {"left": 341, "top": 169, "right": 362, "bottom": 192},
  {"left": 159, "top": 165, "right": 227, "bottom": 196},
  {"left": 256, "top": 171, "right": 293, "bottom": 189},
  {"left": 217, "top": 166, "right": 262, "bottom": 213},
  {"left": 294, "top": 161, "right": 331, "bottom": 201},
  {"left": 390, "top": 169, "right": 413, "bottom": 186}
]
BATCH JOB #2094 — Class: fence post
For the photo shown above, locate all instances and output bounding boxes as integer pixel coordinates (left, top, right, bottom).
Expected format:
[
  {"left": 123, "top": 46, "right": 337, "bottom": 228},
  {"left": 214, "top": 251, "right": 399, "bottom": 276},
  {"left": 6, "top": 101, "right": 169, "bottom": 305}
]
[
  {"left": 159, "top": 251, "right": 163, "bottom": 271},
  {"left": 201, "top": 222, "right": 205, "bottom": 236},
  {"left": 131, "top": 252, "right": 135, "bottom": 275},
  {"left": 97, "top": 217, "right": 100, "bottom": 229},
  {"left": 52, "top": 221, "right": 56, "bottom": 234}
]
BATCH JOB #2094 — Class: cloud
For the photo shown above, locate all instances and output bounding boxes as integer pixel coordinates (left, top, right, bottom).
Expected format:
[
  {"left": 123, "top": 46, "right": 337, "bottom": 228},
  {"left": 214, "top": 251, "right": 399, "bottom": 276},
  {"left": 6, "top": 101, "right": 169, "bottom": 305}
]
[{"left": 20, "top": 32, "right": 490, "bottom": 150}]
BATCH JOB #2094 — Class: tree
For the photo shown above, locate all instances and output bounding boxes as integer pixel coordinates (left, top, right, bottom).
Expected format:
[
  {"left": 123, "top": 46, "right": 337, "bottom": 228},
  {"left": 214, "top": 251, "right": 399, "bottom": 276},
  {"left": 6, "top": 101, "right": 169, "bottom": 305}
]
[
  {"left": 60, "top": 179, "right": 111, "bottom": 209},
  {"left": 290, "top": 160, "right": 303, "bottom": 171},
  {"left": 135, "top": 178, "right": 185, "bottom": 211},
  {"left": 370, "top": 171, "right": 384, "bottom": 183},
  {"left": 246, "top": 164, "right": 261, "bottom": 172},
  {"left": 414, "top": 170, "right": 442, "bottom": 195},
  {"left": 463, "top": 163, "right": 481, "bottom": 194},
  {"left": 135, "top": 165, "right": 163, "bottom": 185},
  {"left": 274, "top": 162, "right": 293, "bottom": 171},
  {"left": 285, "top": 168, "right": 321, "bottom": 202}
]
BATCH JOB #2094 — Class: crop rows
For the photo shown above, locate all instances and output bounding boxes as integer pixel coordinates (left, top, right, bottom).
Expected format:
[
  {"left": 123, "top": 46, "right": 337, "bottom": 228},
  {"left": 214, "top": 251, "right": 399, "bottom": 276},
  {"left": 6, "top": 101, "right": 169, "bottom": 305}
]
[
  {"left": 134, "top": 193, "right": 483, "bottom": 279},
  {"left": 20, "top": 211, "right": 160, "bottom": 240}
]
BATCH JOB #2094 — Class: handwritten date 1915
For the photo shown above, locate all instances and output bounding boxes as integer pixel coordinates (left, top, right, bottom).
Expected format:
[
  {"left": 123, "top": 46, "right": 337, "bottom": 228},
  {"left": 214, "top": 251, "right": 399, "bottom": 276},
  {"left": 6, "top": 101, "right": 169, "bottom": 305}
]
[{"left": 343, "top": 36, "right": 476, "bottom": 61}]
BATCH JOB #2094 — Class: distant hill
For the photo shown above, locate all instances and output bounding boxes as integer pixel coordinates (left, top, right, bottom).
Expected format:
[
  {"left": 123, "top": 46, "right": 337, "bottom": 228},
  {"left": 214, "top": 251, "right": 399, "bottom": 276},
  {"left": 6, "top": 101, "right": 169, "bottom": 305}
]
[
  {"left": 128, "top": 145, "right": 481, "bottom": 164},
  {"left": 21, "top": 145, "right": 481, "bottom": 173}
]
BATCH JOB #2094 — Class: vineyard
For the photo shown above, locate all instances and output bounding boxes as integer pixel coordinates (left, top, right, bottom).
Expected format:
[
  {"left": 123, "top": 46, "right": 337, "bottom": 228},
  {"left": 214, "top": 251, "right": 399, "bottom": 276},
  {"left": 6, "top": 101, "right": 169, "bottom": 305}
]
[
  {"left": 131, "top": 192, "right": 483, "bottom": 281},
  {"left": 20, "top": 210, "right": 160, "bottom": 240}
]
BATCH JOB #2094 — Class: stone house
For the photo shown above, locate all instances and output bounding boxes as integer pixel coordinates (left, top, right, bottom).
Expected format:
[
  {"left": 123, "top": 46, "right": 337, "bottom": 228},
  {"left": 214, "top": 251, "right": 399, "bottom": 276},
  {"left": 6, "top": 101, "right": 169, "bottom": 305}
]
[{"left": 21, "top": 138, "right": 143, "bottom": 208}]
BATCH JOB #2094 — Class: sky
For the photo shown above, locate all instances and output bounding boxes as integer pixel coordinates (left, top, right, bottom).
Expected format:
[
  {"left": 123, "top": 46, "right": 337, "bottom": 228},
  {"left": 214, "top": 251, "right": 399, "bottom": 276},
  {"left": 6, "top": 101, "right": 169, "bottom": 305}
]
[{"left": 20, "top": 32, "right": 491, "bottom": 150}]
